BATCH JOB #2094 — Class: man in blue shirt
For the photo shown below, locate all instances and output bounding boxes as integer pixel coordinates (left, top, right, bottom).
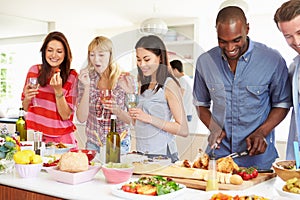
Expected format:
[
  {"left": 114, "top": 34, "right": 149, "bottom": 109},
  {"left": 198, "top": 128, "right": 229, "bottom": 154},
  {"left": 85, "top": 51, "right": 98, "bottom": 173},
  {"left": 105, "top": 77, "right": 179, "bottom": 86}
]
[{"left": 193, "top": 6, "right": 292, "bottom": 169}]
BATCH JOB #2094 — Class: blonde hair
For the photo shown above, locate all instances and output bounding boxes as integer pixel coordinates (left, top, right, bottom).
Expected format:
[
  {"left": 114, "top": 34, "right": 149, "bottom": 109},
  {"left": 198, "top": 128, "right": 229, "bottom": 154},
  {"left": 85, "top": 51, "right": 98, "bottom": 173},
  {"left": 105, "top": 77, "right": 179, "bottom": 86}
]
[{"left": 86, "top": 36, "right": 121, "bottom": 89}]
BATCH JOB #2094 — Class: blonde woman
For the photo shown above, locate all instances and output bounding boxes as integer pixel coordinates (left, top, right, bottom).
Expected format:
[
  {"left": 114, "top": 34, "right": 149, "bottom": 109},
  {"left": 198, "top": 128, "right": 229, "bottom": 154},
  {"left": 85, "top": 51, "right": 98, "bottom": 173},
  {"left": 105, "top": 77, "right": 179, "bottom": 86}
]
[{"left": 76, "top": 36, "right": 130, "bottom": 154}]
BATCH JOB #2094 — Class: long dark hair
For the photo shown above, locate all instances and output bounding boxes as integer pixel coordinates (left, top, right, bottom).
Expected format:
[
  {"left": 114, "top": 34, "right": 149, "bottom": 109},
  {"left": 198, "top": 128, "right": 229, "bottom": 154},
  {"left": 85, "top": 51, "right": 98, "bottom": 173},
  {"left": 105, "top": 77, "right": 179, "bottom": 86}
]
[
  {"left": 38, "top": 31, "right": 72, "bottom": 86},
  {"left": 135, "top": 35, "right": 179, "bottom": 94}
]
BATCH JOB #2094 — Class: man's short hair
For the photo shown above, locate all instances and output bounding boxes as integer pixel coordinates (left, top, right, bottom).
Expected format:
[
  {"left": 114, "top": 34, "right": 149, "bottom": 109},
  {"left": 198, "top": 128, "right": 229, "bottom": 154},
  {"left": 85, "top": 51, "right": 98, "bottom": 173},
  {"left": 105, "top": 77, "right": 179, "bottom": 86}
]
[{"left": 170, "top": 60, "right": 183, "bottom": 73}]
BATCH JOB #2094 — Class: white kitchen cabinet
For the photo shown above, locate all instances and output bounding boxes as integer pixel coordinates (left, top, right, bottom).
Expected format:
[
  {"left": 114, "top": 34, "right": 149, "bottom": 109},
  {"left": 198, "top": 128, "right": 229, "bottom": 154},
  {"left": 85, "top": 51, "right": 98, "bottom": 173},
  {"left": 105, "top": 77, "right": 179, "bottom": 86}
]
[{"left": 164, "top": 19, "right": 201, "bottom": 77}]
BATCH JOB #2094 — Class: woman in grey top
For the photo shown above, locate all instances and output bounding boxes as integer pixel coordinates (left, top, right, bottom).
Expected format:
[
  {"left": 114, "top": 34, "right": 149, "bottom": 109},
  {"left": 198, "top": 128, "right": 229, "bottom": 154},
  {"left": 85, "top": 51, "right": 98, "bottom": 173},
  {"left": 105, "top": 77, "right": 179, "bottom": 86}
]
[{"left": 127, "top": 35, "right": 189, "bottom": 162}]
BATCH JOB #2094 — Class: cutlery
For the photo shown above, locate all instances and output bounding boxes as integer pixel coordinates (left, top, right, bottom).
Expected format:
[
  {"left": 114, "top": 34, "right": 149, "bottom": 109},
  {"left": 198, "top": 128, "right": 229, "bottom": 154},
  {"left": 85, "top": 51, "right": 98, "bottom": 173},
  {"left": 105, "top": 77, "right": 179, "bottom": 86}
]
[
  {"left": 227, "top": 150, "right": 249, "bottom": 159},
  {"left": 93, "top": 130, "right": 103, "bottom": 147}
]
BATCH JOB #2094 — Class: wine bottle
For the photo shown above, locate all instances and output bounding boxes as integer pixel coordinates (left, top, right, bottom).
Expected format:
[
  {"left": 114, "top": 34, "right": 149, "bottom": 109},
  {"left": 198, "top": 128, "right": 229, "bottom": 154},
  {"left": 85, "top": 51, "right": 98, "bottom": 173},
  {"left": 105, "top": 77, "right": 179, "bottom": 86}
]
[
  {"left": 16, "top": 107, "right": 27, "bottom": 141},
  {"left": 105, "top": 114, "right": 120, "bottom": 163}
]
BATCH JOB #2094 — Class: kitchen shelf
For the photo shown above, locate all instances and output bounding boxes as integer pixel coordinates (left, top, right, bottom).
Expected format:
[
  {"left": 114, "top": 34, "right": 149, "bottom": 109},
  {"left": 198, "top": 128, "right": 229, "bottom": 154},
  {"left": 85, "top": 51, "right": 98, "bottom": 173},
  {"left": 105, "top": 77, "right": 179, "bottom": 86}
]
[{"left": 163, "top": 21, "right": 199, "bottom": 77}]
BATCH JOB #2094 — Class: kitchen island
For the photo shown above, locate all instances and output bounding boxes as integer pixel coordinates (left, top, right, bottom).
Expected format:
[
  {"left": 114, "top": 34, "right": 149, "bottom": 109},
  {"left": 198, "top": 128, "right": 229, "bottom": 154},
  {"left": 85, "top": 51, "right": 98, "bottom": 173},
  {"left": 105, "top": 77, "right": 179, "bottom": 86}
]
[{"left": 0, "top": 168, "right": 289, "bottom": 200}]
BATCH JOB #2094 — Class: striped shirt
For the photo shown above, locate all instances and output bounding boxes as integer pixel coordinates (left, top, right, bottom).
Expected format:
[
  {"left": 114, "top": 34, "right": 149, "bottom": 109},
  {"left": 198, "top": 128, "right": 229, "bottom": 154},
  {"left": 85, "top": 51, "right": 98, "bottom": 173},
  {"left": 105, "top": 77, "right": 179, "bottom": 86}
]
[{"left": 21, "top": 64, "right": 78, "bottom": 136}]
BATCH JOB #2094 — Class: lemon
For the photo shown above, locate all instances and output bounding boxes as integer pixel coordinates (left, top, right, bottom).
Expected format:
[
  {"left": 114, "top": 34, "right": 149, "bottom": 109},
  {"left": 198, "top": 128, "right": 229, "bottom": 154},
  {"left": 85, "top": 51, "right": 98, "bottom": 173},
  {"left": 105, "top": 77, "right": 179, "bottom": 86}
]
[
  {"left": 31, "top": 154, "right": 42, "bottom": 164},
  {"left": 22, "top": 150, "right": 35, "bottom": 158},
  {"left": 13, "top": 151, "right": 30, "bottom": 164}
]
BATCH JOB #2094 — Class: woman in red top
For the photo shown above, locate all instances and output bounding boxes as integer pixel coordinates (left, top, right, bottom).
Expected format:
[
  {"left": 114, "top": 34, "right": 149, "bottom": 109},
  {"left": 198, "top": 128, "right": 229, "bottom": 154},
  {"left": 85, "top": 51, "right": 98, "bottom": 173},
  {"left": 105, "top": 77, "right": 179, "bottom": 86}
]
[{"left": 21, "top": 31, "right": 78, "bottom": 148}]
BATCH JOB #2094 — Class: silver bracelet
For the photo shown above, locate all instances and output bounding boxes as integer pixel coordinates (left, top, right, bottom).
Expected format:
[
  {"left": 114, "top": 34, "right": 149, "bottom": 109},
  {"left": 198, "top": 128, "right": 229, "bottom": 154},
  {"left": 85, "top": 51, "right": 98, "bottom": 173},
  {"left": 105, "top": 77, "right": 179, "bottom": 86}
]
[{"left": 55, "top": 93, "right": 64, "bottom": 99}]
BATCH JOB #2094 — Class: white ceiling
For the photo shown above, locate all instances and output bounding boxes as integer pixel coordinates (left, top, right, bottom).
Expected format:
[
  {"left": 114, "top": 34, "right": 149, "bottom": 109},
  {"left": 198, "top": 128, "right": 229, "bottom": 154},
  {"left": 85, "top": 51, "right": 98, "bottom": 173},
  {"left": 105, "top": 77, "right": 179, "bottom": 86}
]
[{"left": 0, "top": 0, "right": 288, "bottom": 38}]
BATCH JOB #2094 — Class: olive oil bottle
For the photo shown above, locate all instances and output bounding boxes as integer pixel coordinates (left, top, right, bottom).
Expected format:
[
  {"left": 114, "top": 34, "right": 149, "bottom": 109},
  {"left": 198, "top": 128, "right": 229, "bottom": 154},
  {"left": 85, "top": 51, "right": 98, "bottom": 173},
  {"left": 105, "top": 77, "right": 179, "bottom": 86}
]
[
  {"left": 106, "top": 114, "right": 120, "bottom": 163},
  {"left": 16, "top": 107, "right": 27, "bottom": 141},
  {"left": 206, "top": 154, "right": 219, "bottom": 191}
]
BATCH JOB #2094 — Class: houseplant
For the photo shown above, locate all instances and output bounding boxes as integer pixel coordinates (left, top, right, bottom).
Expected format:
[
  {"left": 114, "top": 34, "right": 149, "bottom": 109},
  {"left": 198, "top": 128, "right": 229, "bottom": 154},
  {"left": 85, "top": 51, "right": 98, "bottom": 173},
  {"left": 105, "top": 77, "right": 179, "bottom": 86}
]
[{"left": 0, "top": 125, "right": 19, "bottom": 173}]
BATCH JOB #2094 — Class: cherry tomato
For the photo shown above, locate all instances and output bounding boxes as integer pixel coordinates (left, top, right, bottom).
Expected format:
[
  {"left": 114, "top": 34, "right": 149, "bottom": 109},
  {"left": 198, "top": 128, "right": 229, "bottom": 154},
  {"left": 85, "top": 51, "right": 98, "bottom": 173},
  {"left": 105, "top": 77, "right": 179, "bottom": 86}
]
[
  {"left": 121, "top": 184, "right": 137, "bottom": 194},
  {"left": 242, "top": 173, "right": 252, "bottom": 181},
  {"left": 251, "top": 168, "right": 258, "bottom": 178}
]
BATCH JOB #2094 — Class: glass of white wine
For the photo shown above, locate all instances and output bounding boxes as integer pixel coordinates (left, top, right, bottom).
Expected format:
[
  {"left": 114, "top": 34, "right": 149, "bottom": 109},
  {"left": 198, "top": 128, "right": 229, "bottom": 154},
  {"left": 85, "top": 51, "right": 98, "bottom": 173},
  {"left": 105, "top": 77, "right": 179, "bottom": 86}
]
[
  {"left": 125, "top": 93, "right": 138, "bottom": 109},
  {"left": 27, "top": 77, "right": 39, "bottom": 107},
  {"left": 125, "top": 93, "right": 139, "bottom": 129}
]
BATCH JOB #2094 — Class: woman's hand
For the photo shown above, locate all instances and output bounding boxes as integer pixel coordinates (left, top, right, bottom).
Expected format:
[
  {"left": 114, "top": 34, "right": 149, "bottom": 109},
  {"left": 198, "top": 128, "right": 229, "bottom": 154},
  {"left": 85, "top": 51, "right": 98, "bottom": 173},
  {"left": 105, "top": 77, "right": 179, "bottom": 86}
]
[
  {"left": 78, "top": 68, "right": 90, "bottom": 87},
  {"left": 50, "top": 71, "right": 63, "bottom": 93},
  {"left": 118, "top": 72, "right": 135, "bottom": 93},
  {"left": 23, "top": 83, "right": 39, "bottom": 102},
  {"left": 102, "top": 99, "right": 121, "bottom": 115},
  {"left": 128, "top": 108, "right": 151, "bottom": 124}
]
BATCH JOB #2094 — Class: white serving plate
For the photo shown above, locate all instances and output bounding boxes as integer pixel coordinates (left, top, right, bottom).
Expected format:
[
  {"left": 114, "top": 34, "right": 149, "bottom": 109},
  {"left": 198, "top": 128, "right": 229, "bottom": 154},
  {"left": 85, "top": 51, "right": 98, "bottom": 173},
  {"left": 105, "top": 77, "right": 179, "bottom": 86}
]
[
  {"left": 274, "top": 178, "right": 300, "bottom": 200},
  {"left": 202, "top": 190, "right": 274, "bottom": 200},
  {"left": 47, "top": 165, "right": 101, "bottom": 185},
  {"left": 111, "top": 181, "right": 186, "bottom": 200}
]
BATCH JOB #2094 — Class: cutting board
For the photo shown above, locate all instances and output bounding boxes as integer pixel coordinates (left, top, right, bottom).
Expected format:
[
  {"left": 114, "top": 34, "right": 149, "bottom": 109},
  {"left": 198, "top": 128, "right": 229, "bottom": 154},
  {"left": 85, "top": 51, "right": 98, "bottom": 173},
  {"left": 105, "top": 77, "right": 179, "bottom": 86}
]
[{"left": 133, "top": 164, "right": 276, "bottom": 190}]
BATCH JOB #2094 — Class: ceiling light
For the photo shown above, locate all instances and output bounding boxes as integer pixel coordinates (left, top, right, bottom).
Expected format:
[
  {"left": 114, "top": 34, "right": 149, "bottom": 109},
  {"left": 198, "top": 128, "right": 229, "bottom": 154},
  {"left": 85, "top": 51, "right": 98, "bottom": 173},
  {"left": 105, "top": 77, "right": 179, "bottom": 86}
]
[
  {"left": 139, "top": 17, "right": 168, "bottom": 35},
  {"left": 219, "top": 0, "right": 249, "bottom": 13}
]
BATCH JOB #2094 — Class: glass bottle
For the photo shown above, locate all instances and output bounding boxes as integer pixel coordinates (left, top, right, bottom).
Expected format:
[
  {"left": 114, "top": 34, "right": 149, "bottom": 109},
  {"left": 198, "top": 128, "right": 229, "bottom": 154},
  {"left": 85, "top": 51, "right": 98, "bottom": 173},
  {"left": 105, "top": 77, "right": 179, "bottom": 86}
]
[
  {"left": 206, "top": 154, "right": 219, "bottom": 191},
  {"left": 106, "top": 114, "right": 120, "bottom": 163},
  {"left": 16, "top": 107, "right": 27, "bottom": 141}
]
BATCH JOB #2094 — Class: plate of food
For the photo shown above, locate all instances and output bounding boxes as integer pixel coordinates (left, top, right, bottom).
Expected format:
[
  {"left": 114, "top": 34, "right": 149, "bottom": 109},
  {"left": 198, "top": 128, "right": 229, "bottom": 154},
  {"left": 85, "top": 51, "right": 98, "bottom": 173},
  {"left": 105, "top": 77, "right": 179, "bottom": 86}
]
[
  {"left": 274, "top": 177, "right": 300, "bottom": 199},
  {"left": 45, "top": 142, "right": 73, "bottom": 154},
  {"left": 205, "top": 191, "right": 271, "bottom": 200},
  {"left": 41, "top": 155, "right": 61, "bottom": 171},
  {"left": 111, "top": 176, "right": 186, "bottom": 200}
]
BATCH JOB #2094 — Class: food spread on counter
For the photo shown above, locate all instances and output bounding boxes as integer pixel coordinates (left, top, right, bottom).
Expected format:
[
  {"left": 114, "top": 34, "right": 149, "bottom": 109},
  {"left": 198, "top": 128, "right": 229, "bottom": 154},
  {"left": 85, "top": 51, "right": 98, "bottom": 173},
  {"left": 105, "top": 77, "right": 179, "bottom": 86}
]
[
  {"left": 46, "top": 142, "right": 68, "bottom": 149},
  {"left": 210, "top": 192, "right": 269, "bottom": 200},
  {"left": 13, "top": 149, "right": 42, "bottom": 164},
  {"left": 121, "top": 176, "right": 183, "bottom": 196},
  {"left": 58, "top": 151, "right": 89, "bottom": 172},
  {"left": 43, "top": 155, "right": 60, "bottom": 167}
]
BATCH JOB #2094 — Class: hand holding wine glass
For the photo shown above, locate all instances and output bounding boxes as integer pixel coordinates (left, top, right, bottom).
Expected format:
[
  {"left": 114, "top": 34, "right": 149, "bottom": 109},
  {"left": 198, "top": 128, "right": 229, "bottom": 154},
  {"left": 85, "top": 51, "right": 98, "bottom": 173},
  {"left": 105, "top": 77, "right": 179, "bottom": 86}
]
[
  {"left": 125, "top": 93, "right": 139, "bottom": 126},
  {"left": 27, "top": 77, "right": 39, "bottom": 106},
  {"left": 96, "top": 89, "right": 112, "bottom": 120}
]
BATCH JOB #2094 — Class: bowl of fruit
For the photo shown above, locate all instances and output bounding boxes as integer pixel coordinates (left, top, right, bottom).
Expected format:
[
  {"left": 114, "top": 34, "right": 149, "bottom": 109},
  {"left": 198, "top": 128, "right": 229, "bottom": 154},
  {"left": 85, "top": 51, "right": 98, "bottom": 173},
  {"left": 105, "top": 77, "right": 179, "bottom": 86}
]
[{"left": 13, "top": 150, "right": 43, "bottom": 178}]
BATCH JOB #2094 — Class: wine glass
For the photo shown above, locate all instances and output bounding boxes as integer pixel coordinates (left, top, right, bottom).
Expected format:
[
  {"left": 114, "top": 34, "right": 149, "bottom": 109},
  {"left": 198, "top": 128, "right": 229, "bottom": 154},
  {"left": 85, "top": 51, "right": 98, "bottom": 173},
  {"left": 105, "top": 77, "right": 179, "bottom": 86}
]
[
  {"left": 27, "top": 77, "right": 39, "bottom": 106},
  {"left": 95, "top": 89, "right": 112, "bottom": 120},
  {"left": 125, "top": 93, "right": 139, "bottom": 128},
  {"left": 125, "top": 93, "right": 138, "bottom": 109}
]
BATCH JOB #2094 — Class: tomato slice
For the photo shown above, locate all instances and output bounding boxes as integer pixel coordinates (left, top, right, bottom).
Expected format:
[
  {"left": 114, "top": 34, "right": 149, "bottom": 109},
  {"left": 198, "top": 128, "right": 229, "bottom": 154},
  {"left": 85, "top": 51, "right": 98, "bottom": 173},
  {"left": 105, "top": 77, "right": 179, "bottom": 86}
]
[{"left": 121, "top": 184, "right": 137, "bottom": 194}]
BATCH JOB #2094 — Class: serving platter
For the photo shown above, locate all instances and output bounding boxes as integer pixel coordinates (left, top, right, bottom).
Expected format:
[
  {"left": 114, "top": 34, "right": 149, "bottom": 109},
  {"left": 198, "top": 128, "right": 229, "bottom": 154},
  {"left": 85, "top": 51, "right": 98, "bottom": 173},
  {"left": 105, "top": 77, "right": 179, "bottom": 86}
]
[
  {"left": 133, "top": 164, "right": 276, "bottom": 190},
  {"left": 111, "top": 181, "right": 186, "bottom": 200},
  {"left": 47, "top": 165, "right": 101, "bottom": 184},
  {"left": 274, "top": 178, "right": 300, "bottom": 200}
]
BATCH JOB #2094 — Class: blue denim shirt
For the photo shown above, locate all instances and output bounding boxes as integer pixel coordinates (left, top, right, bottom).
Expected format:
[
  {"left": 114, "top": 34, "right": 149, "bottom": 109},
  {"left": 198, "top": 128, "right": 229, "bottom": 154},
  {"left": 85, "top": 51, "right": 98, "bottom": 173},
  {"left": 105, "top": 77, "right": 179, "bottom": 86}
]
[{"left": 193, "top": 38, "right": 292, "bottom": 169}]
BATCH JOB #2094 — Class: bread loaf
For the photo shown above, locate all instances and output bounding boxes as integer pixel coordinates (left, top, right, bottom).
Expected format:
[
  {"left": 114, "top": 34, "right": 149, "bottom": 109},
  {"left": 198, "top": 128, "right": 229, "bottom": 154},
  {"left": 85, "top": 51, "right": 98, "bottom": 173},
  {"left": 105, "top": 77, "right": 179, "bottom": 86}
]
[{"left": 58, "top": 152, "right": 89, "bottom": 172}]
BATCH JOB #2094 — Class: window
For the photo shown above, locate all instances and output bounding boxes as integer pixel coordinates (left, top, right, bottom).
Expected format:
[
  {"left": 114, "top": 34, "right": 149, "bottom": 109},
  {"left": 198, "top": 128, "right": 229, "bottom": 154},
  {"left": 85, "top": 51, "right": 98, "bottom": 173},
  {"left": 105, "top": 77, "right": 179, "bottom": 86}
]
[{"left": 0, "top": 42, "right": 41, "bottom": 110}]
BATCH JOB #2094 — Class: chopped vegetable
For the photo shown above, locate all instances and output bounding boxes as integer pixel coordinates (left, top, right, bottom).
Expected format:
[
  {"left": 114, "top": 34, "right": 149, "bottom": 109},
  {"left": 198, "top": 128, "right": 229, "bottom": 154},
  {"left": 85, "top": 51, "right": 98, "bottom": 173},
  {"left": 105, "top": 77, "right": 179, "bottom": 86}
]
[{"left": 121, "top": 176, "right": 182, "bottom": 196}]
